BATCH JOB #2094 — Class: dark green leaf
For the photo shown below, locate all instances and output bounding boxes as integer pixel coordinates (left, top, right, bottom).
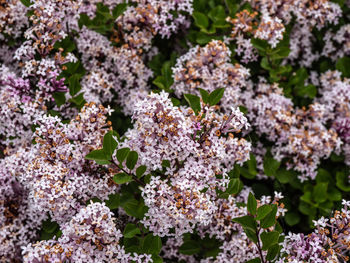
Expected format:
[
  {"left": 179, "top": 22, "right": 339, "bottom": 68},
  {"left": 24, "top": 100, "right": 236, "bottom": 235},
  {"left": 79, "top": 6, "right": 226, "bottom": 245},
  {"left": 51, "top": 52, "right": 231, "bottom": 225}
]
[
  {"left": 245, "top": 258, "right": 261, "bottom": 263},
  {"left": 136, "top": 165, "right": 147, "bottom": 178},
  {"left": 85, "top": 149, "right": 109, "bottom": 163},
  {"left": 179, "top": 240, "right": 201, "bottom": 255},
  {"left": 244, "top": 227, "right": 259, "bottom": 243},
  {"left": 263, "top": 154, "right": 280, "bottom": 177},
  {"left": 113, "top": 173, "right": 133, "bottom": 184},
  {"left": 116, "top": 147, "right": 130, "bottom": 164},
  {"left": 248, "top": 192, "right": 257, "bottom": 216},
  {"left": 126, "top": 151, "right": 138, "bottom": 170},
  {"left": 193, "top": 11, "right": 209, "bottom": 30},
  {"left": 142, "top": 234, "right": 162, "bottom": 254},
  {"left": 105, "top": 194, "right": 120, "bottom": 210},
  {"left": 112, "top": 3, "right": 127, "bottom": 18},
  {"left": 123, "top": 223, "right": 141, "bottom": 238},
  {"left": 260, "top": 231, "right": 279, "bottom": 250},
  {"left": 199, "top": 88, "right": 209, "bottom": 104},
  {"left": 284, "top": 212, "right": 300, "bottom": 226},
  {"left": 53, "top": 92, "right": 66, "bottom": 107},
  {"left": 256, "top": 205, "right": 272, "bottom": 221},
  {"left": 209, "top": 88, "right": 225, "bottom": 106},
  {"left": 313, "top": 182, "right": 328, "bottom": 203},
  {"left": 336, "top": 57, "right": 350, "bottom": 77},
  {"left": 42, "top": 220, "right": 58, "bottom": 234},
  {"left": 184, "top": 94, "right": 201, "bottom": 114},
  {"left": 20, "top": 0, "right": 31, "bottom": 7},
  {"left": 260, "top": 204, "right": 277, "bottom": 229},
  {"left": 336, "top": 171, "right": 350, "bottom": 192},
  {"left": 68, "top": 74, "right": 81, "bottom": 96},
  {"left": 266, "top": 244, "right": 280, "bottom": 261},
  {"left": 232, "top": 215, "right": 256, "bottom": 230},
  {"left": 103, "top": 131, "right": 118, "bottom": 158},
  {"left": 153, "top": 76, "right": 166, "bottom": 90},
  {"left": 161, "top": 61, "right": 174, "bottom": 90}
]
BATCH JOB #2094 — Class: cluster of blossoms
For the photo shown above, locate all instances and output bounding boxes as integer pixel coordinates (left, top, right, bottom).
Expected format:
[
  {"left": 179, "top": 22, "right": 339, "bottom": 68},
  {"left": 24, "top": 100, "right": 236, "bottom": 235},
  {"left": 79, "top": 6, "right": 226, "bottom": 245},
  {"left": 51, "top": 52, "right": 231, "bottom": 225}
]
[
  {"left": 119, "top": 91, "right": 251, "bottom": 236},
  {"left": 116, "top": 0, "right": 193, "bottom": 49},
  {"left": 0, "top": 0, "right": 350, "bottom": 262},
  {"left": 226, "top": 0, "right": 342, "bottom": 65},
  {"left": 22, "top": 202, "right": 152, "bottom": 263},
  {"left": 279, "top": 200, "right": 350, "bottom": 263},
  {"left": 243, "top": 82, "right": 342, "bottom": 180},
  {"left": 0, "top": 0, "right": 29, "bottom": 41},
  {"left": 76, "top": 27, "right": 153, "bottom": 115},
  {"left": 318, "top": 71, "right": 350, "bottom": 166},
  {"left": 172, "top": 40, "right": 250, "bottom": 112},
  {"left": 23, "top": 103, "right": 118, "bottom": 223},
  {"left": 226, "top": 9, "right": 285, "bottom": 63}
]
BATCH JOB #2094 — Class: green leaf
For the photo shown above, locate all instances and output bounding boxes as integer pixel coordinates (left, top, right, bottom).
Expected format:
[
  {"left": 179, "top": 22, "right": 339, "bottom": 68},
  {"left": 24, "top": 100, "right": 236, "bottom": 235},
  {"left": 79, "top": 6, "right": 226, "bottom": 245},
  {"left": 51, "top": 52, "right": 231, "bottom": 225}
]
[
  {"left": 184, "top": 94, "right": 201, "bottom": 114},
  {"left": 85, "top": 149, "right": 109, "bottom": 163},
  {"left": 123, "top": 223, "right": 141, "bottom": 238},
  {"left": 112, "top": 3, "right": 127, "bottom": 18},
  {"left": 162, "top": 160, "right": 171, "bottom": 168},
  {"left": 153, "top": 76, "right": 166, "bottom": 90},
  {"left": 68, "top": 74, "right": 81, "bottom": 96},
  {"left": 42, "top": 219, "right": 58, "bottom": 234},
  {"left": 251, "top": 38, "right": 268, "bottom": 53},
  {"left": 179, "top": 240, "right": 201, "bottom": 255},
  {"left": 294, "top": 84, "right": 317, "bottom": 99},
  {"left": 53, "top": 92, "right": 66, "bottom": 107},
  {"left": 328, "top": 187, "right": 342, "bottom": 201},
  {"left": 69, "top": 93, "right": 85, "bottom": 107},
  {"left": 151, "top": 255, "right": 163, "bottom": 263},
  {"left": 199, "top": 88, "right": 209, "bottom": 104},
  {"left": 136, "top": 165, "right": 147, "bottom": 178},
  {"left": 126, "top": 151, "right": 138, "bottom": 170},
  {"left": 193, "top": 11, "right": 209, "bottom": 30},
  {"left": 336, "top": 171, "right": 350, "bottom": 192},
  {"left": 336, "top": 57, "right": 350, "bottom": 77},
  {"left": 232, "top": 215, "right": 256, "bottom": 231},
  {"left": 260, "top": 204, "right": 277, "bottom": 229},
  {"left": 20, "top": 0, "right": 31, "bottom": 7},
  {"left": 256, "top": 205, "right": 272, "bottom": 221},
  {"left": 105, "top": 194, "right": 120, "bottom": 210},
  {"left": 248, "top": 192, "right": 257, "bottom": 216},
  {"left": 244, "top": 227, "right": 259, "bottom": 243},
  {"left": 113, "top": 173, "right": 133, "bottom": 184},
  {"left": 116, "top": 147, "right": 130, "bottom": 164},
  {"left": 142, "top": 234, "right": 162, "bottom": 254},
  {"left": 313, "top": 182, "right": 328, "bottom": 203},
  {"left": 266, "top": 244, "right": 280, "bottom": 261},
  {"left": 247, "top": 154, "right": 258, "bottom": 176},
  {"left": 209, "top": 88, "right": 225, "bottom": 106},
  {"left": 260, "top": 231, "right": 279, "bottom": 250},
  {"left": 225, "top": 178, "right": 241, "bottom": 195},
  {"left": 171, "top": 97, "right": 180, "bottom": 106},
  {"left": 161, "top": 61, "right": 174, "bottom": 90},
  {"left": 245, "top": 258, "right": 261, "bottom": 263},
  {"left": 275, "top": 168, "right": 295, "bottom": 184},
  {"left": 263, "top": 154, "right": 280, "bottom": 177},
  {"left": 103, "top": 131, "right": 118, "bottom": 158},
  {"left": 284, "top": 212, "right": 300, "bottom": 226}
]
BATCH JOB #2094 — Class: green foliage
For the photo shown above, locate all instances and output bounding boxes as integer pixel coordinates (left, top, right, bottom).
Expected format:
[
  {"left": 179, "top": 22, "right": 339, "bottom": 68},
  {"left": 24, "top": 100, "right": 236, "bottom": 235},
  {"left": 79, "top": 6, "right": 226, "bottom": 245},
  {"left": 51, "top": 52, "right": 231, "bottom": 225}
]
[{"left": 184, "top": 94, "right": 201, "bottom": 114}]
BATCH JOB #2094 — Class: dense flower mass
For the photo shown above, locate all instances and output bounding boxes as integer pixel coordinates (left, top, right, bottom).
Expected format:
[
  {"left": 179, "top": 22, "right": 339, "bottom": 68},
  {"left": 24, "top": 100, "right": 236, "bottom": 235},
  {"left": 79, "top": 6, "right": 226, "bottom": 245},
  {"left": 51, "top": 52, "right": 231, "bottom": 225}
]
[{"left": 0, "top": 0, "right": 350, "bottom": 262}]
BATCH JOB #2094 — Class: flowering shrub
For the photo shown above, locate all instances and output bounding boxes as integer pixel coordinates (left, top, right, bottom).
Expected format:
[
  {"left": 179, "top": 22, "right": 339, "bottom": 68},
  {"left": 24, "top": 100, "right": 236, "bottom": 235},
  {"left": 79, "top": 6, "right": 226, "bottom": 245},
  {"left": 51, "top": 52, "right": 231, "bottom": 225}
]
[{"left": 0, "top": 0, "right": 350, "bottom": 262}]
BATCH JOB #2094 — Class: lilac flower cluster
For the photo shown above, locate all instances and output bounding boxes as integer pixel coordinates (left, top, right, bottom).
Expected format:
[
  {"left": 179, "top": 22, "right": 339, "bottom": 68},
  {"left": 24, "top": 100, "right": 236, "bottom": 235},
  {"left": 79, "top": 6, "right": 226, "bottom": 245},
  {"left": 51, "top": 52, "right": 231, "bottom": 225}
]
[
  {"left": 172, "top": 40, "right": 250, "bottom": 112},
  {"left": 22, "top": 202, "right": 152, "bottom": 263},
  {"left": 0, "top": 0, "right": 350, "bottom": 262},
  {"left": 118, "top": 91, "right": 251, "bottom": 236},
  {"left": 244, "top": 82, "right": 342, "bottom": 180},
  {"left": 278, "top": 200, "right": 350, "bottom": 263}
]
